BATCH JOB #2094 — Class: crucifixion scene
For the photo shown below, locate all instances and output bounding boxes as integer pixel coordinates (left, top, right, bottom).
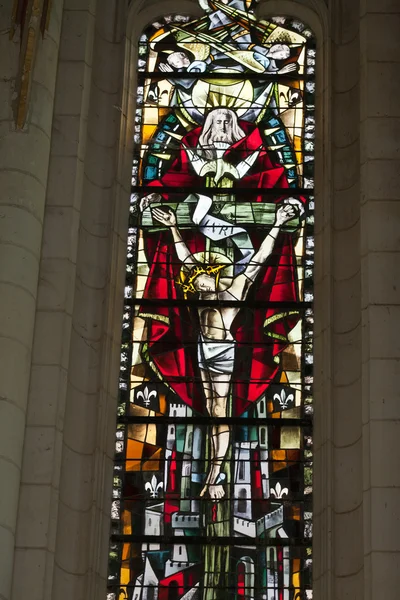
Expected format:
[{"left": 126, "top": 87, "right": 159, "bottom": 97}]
[{"left": 108, "top": 2, "right": 315, "bottom": 600}]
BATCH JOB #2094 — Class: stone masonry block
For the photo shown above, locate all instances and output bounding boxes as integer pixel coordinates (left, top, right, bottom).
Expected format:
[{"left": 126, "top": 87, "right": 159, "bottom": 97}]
[
  {"left": 333, "top": 379, "right": 363, "bottom": 448},
  {"left": 362, "top": 200, "right": 400, "bottom": 252},
  {"left": 368, "top": 358, "right": 400, "bottom": 420},
  {"left": 53, "top": 61, "right": 90, "bottom": 116},
  {"left": 361, "top": 160, "right": 400, "bottom": 201},
  {"left": 27, "top": 365, "right": 68, "bottom": 429},
  {"left": 51, "top": 114, "right": 85, "bottom": 159},
  {"left": 0, "top": 526, "right": 15, "bottom": 600},
  {"left": 41, "top": 206, "right": 80, "bottom": 260},
  {"left": 15, "top": 484, "right": 52, "bottom": 548},
  {"left": 334, "top": 506, "right": 364, "bottom": 576},
  {"left": 0, "top": 283, "right": 36, "bottom": 348},
  {"left": 59, "top": 445, "right": 93, "bottom": 512},
  {"left": 60, "top": 10, "right": 95, "bottom": 64},
  {"left": 0, "top": 401, "right": 25, "bottom": 470},
  {"left": 45, "top": 155, "right": 84, "bottom": 209},
  {"left": 362, "top": 252, "right": 400, "bottom": 306},
  {"left": 370, "top": 551, "right": 400, "bottom": 600},
  {"left": 32, "top": 311, "right": 71, "bottom": 369},
  {"left": 11, "top": 549, "right": 47, "bottom": 600},
  {"left": 0, "top": 459, "right": 21, "bottom": 531},
  {"left": 334, "top": 440, "right": 363, "bottom": 513},
  {"left": 369, "top": 420, "right": 400, "bottom": 487},
  {"left": 362, "top": 13, "right": 400, "bottom": 62},
  {"left": 62, "top": 387, "right": 97, "bottom": 455},
  {"left": 0, "top": 337, "right": 31, "bottom": 412},
  {"left": 0, "top": 243, "right": 39, "bottom": 298},
  {"left": 367, "top": 305, "right": 400, "bottom": 359},
  {"left": 362, "top": 117, "right": 400, "bottom": 161},
  {"left": 370, "top": 487, "right": 400, "bottom": 551},
  {"left": 21, "top": 426, "right": 57, "bottom": 486},
  {"left": 37, "top": 257, "right": 76, "bottom": 314},
  {"left": 333, "top": 328, "right": 362, "bottom": 387},
  {"left": 0, "top": 126, "right": 50, "bottom": 190},
  {"left": 365, "top": 62, "right": 400, "bottom": 118}
]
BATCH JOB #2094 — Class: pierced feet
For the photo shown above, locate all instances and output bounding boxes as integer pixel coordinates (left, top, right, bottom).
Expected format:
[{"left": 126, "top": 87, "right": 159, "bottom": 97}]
[{"left": 200, "top": 472, "right": 226, "bottom": 501}]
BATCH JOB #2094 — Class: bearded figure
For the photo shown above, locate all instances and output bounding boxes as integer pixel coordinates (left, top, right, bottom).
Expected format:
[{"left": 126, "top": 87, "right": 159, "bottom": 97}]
[
  {"left": 143, "top": 108, "right": 290, "bottom": 202},
  {"left": 138, "top": 107, "right": 304, "bottom": 419}
]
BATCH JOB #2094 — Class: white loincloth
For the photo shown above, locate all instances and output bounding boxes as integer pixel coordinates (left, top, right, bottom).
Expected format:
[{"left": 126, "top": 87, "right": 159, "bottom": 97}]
[{"left": 198, "top": 334, "right": 236, "bottom": 374}]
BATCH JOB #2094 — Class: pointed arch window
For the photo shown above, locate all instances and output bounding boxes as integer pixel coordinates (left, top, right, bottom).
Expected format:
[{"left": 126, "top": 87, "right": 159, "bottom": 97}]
[{"left": 108, "top": 2, "right": 314, "bottom": 599}]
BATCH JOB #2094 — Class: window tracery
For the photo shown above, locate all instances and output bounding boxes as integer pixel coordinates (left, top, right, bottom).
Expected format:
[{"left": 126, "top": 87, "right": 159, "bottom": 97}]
[{"left": 108, "top": 2, "right": 315, "bottom": 598}]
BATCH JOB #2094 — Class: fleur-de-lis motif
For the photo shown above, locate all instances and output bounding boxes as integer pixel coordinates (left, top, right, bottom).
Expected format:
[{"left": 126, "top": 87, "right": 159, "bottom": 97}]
[
  {"left": 136, "top": 386, "right": 157, "bottom": 407},
  {"left": 273, "top": 388, "right": 294, "bottom": 410},
  {"left": 270, "top": 481, "right": 289, "bottom": 499},
  {"left": 145, "top": 475, "right": 164, "bottom": 498}
]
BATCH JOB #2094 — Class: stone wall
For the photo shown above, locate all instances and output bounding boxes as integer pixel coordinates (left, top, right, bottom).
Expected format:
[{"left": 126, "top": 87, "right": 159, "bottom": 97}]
[
  {"left": 0, "top": 1, "right": 65, "bottom": 598},
  {"left": 360, "top": 3, "right": 400, "bottom": 599},
  {"left": 0, "top": 0, "right": 399, "bottom": 598}
]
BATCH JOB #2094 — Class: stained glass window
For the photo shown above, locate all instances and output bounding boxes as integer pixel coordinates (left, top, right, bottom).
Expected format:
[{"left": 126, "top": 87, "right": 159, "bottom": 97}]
[{"left": 108, "top": 2, "right": 314, "bottom": 599}]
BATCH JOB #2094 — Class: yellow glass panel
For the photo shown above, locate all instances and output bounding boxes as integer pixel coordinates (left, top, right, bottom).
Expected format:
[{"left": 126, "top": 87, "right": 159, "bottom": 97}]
[
  {"left": 142, "top": 124, "right": 157, "bottom": 145},
  {"left": 122, "top": 510, "right": 132, "bottom": 535},
  {"left": 120, "top": 565, "right": 131, "bottom": 585},
  {"left": 143, "top": 447, "right": 162, "bottom": 471},
  {"left": 281, "top": 427, "right": 301, "bottom": 449}
]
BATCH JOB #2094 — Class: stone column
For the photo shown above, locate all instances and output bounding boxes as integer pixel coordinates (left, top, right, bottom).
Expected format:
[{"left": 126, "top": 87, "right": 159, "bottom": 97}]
[
  {"left": 10, "top": 1, "right": 129, "bottom": 598},
  {"left": 360, "top": 3, "right": 400, "bottom": 599},
  {"left": 331, "top": 2, "right": 365, "bottom": 598},
  {"left": 0, "top": 2, "right": 64, "bottom": 599},
  {"left": 50, "top": 0, "right": 132, "bottom": 595},
  {"left": 313, "top": 0, "right": 366, "bottom": 597},
  {"left": 10, "top": 1, "right": 99, "bottom": 599}
]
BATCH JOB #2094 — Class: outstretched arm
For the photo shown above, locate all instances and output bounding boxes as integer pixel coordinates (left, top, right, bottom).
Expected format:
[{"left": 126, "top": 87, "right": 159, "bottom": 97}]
[
  {"left": 151, "top": 207, "right": 197, "bottom": 266},
  {"left": 244, "top": 204, "right": 296, "bottom": 281},
  {"left": 226, "top": 204, "right": 296, "bottom": 301}
]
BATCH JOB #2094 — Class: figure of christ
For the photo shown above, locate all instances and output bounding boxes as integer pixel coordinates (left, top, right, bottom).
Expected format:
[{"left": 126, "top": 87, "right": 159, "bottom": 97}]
[{"left": 150, "top": 201, "right": 297, "bottom": 500}]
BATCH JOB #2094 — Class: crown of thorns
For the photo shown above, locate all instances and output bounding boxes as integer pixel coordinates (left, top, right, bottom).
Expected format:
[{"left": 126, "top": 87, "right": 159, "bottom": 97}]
[{"left": 178, "top": 264, "right": 225, "bottom": 295}]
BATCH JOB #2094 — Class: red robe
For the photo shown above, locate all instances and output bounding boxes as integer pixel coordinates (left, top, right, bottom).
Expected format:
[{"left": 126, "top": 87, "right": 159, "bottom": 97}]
[
  {"left": 141, "top": 121, "right": 302, "bottom": 416},
  {"left": 146, "top": 121, "right": 289, "bottom": 201}
]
